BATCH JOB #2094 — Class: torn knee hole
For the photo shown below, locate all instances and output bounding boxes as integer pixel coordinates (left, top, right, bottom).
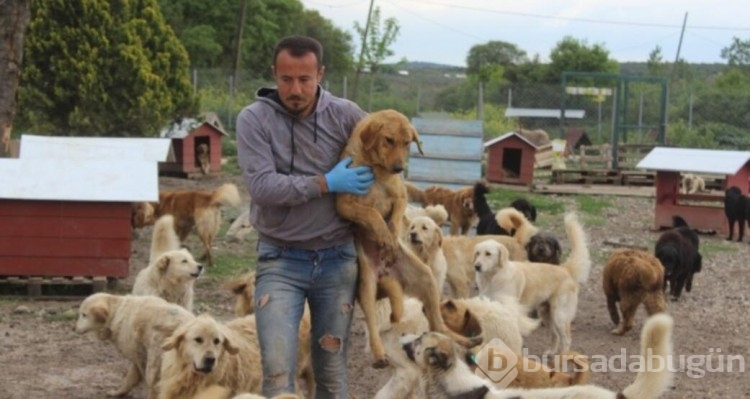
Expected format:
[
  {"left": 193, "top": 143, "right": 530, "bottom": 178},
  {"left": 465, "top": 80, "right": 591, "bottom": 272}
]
[
  {"left": 319, "top": 335, "right": 342, "bottom": 352},
  {"left": 256, "top": 293, "right": 270, "bottom": 309},
  {"left": 265, "top": 372, "right": 287, "bottom": 384},
  {"left": 341, "top": 303, "right": 353, "bottom": 314}
]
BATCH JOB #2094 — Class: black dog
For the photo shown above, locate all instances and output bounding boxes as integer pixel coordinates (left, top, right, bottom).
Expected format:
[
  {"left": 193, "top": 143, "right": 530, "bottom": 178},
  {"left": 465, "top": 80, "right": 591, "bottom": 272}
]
[
  {"left": 526, "top": 232, "right": 562, "bottom": 265},
  {"left": 510, "top": 198, "right": 537, "bottom": 222},
  {"left": 655, "top": 215, "right": 702, "bottom": 301},
  {"left": 473, "top": 182, "right": 511, "bottom": 235},
  {"left": 724, "top": 186, "right": 746, "bottom": 241}
]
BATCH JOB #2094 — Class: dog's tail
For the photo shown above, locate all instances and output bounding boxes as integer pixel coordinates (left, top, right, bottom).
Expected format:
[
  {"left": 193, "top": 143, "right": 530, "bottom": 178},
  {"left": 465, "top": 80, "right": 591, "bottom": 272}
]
[
  {"left": 424, "top": 204, "right": 449, "bottom": 225},
  {"left": 149, "top": 214, "right": 182, "bottom": 263},
  {"left": 672, "top": 215, "right": 689, "bottom": 228},
  {"left": 405, "top": 180, "right": 425, "bottom": 203},
  {"left": 483, "top": 294, "right": 540, "bottom": 337},
  {"left": 210, "top": 183, "right": 242, "bottom": 207},
  {"left": 620, "top": 313, "right": 674, "bottom": 399},
  {"left": 472, "top": 181, "right": 493, "bottom": 218},
  {"left": 561, "top": 212, "right": 591, "bottom": 285}
]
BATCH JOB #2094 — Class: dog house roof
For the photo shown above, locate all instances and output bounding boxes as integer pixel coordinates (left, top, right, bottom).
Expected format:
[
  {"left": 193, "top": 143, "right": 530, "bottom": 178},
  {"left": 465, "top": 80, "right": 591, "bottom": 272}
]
[
  {"left": 484, "top": 131, "right": 539, "bottom": 149},
  {"left": 20, "top": 134, "right": 172, "bottom": 162},
  {"left": 636, "top": 147, "right": 750, "bottom": 175}
]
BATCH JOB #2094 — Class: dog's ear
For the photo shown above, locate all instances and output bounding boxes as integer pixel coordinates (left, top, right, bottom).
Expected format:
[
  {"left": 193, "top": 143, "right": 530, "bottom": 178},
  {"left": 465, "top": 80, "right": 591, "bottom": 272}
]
[
  {"left": 89, "top": 304, "right": 109, "bottom": 324},
  {"left": 222, "top": 329, "right": 240, "bottom": 355},
  {"left": 426, "top": 346, "right": 452, "bottom": 370},
  {"left": 463, "top": 309, "right": 483, "bottom": 338},
  {"left": 156, "top": 255, "right": 171, "bottom": 273},
  {"left": 410, "top": 125, "right": 424, "bottom": 155},
  {"left": 359, "top": 119, "right": 382, "bottom": 152},
  {"left": 162, "top": 323, "right": 188, "bottom": 351},
  {"left": 224, "top": 278, "right": 248, "bottom": 295}
]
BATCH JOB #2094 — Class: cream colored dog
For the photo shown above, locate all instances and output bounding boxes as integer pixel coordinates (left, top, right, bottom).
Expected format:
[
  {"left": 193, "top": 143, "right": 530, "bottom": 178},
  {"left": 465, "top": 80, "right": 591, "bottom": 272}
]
[
  {"left": 133, "top": 215, "right": 203, "bottom": 311},
  {"left": 406, "top": 216, "right": 448, "bottom": 294},
  {"left": 681, "top": 173, "right": 706, "bottom": 194},
  {"left": 74, "top": 293, "right": 194, "bottom": 399},
  {"left": 402, "top": 313, "right": 673, "bottom": 399},
  {"left": 159, "top": 314, "right": 262, "bottom": 399},
  {"left": 474, "top": 212, "right": 590, "bottom": 354},
  {"left": 405, "top": 204, "right": 449, "bottom": 226},
  {"left": 496, "top": 207, "right": 539, "bottom": 248},
  {"left": 442, "top": 234, "right": 527, "bottom": 298}
]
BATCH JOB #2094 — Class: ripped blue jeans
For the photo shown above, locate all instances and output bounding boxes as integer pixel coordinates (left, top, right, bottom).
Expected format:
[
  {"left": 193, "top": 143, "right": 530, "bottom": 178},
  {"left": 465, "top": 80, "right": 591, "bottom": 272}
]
[{"left": 254, "top": 240, "right": 358, "bottom": 399}]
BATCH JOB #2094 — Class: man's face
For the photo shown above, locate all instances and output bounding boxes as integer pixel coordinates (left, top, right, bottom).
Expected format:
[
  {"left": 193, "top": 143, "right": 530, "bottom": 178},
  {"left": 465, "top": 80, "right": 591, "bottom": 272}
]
[{"left": 273, "top": 50, "right": 323, "bottom": 116}]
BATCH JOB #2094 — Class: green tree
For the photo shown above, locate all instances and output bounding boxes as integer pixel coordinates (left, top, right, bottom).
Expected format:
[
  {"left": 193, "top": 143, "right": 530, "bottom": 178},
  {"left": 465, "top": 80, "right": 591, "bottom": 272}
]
[
  {"left": 352, "top": 5, "right": 400, "bottom": 102},
  {"left": 299, "top": 9, "right": 355, "bottom": 78},
  {"left": 546, "top": 36, "right": 618, "bottom": 83},
  {"left": 18, "top": 0, "right": 197, "bottom": 137},
  {"left": 721, "top": 37, "right": 750, "bottom": 68},
  {"left": 466, "top": 41, "right": 527, "bottom": 83},
  {"left": 0, "top": 0, "right": 31, "bottom": 153},
  {"left": 647, "top": 46, "right": 664, "bottom": 76}
]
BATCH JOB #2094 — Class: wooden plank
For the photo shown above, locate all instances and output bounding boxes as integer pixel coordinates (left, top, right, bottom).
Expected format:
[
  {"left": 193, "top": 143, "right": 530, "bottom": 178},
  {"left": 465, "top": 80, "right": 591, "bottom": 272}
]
[
  {"left": 0, "top": 237, "right": 131, "bottom": 258},
  {"left": 0, "top": 257, "right": 129, "bottom": 278},
  {"left": 0, "top": 217, "right": 131, "bottom": 239},
  {"left": 0, "top": 200, "right": 132, "bottom": 218},
  {"left": 412, "top": 118, "right": 483, "bottom": 137},
  {"left": 410, "top": 134, "right": 483, "bottom": 158}
]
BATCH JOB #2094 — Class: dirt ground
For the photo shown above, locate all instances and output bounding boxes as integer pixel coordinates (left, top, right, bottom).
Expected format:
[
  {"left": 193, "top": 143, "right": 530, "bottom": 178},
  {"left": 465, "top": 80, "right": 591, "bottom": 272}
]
[{"left": 1, "top": 174, "right": 749, "bottom": 398}]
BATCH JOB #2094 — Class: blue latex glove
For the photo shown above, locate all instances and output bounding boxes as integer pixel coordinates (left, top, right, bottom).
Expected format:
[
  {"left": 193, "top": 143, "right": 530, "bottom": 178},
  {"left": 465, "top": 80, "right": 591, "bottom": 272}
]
[{"left": 325, "top": 157, "right": 375, "bottom": 195}]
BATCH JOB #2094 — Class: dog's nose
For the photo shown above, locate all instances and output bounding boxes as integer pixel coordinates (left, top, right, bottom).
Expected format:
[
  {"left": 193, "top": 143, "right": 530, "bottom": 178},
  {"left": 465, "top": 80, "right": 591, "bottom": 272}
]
[
  {"left": 392, "top": 165, "right": 404, "bottom": 173},
  {"left": 203, "top": 356, "right": 216, "bottom": 369},
  {"left": 474, "top": 264, "right": 481, "bottom": 271},
  {"left": 197, "top": 265, "right": 204, "bottom": 272}
]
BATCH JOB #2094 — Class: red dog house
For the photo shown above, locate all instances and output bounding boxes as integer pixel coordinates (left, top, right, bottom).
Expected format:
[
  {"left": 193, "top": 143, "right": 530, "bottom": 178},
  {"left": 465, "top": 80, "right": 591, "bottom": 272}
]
[
  {"left": 160, "top": 120, "right": 227, "bottom": 177},
  {"left": 0, "top": 137, "right": 168, "bottom": 287},
  {"left": 637, "top": 147, "right": 750, "bottom": 234},
  {"left": 484, "top": 132, "right": 541, "bottom": 185}
]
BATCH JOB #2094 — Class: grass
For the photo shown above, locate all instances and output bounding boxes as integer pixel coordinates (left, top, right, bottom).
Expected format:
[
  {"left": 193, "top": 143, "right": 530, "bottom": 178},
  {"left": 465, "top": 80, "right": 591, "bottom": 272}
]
[
  {"left": 207, "top": 251, "right": 255, "bottom": 281},
  {"left": 701, "top": 240, "right": 739, "bottom": 256},
  {"left": 575, "top": 195, "right": 614, "bottom": 226},
  {"left": 485, "top": 189, "right": 565, "bottom": 215},
  {"left": 223, "top": 155, "right": 241, "bottom": 176}
]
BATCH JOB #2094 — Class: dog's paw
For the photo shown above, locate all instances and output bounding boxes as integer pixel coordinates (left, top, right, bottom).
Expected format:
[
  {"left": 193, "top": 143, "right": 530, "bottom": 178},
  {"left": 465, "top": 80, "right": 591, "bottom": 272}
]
[{"left": 372, "top": 358, "right": 390, "bottom": 369}]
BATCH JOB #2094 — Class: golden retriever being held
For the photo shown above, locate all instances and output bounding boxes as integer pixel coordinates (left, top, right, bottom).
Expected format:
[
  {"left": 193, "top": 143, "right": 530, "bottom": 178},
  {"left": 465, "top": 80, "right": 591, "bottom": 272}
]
[
  {"left": 134, "top": 183, "right": 241, "bottom": 267},
  {"left": 75, "top": 293, "right": 194, "bottom": 399},
  {"left": 335, "top": 109, "right": 480, "bottom": 368}
]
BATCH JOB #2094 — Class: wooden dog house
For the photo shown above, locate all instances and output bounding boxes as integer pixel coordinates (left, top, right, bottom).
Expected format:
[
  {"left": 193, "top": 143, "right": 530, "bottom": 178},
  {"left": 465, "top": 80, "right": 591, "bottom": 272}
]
[
  {"left": 0, "top": 136, "right": 169, "bottom": 291},
  {"left": 637, "top": 147, "right": 750, "bottom": 234},
  {"left": 160, "top": 120, "right": 228, "bottom": 177},
  {"left": 484, "top": 132, "right": 541, "bottom": 185}
]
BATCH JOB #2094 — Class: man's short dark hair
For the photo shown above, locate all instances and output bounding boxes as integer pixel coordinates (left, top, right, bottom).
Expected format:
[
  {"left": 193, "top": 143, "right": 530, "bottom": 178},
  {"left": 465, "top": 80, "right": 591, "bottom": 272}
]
[{"left": 273, "top": 36, "right": 323, "bottom": 67}]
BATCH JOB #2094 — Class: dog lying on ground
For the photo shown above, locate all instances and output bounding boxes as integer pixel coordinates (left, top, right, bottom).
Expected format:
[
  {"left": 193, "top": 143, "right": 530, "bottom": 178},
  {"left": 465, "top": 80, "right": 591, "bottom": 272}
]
[
  {"left": 133, "top": 214, "right": 203, "bottom": 311},
  {"left": 402, "top": 313, "right": 674, "bottom": 399},
  {"left": 474, "top": 212, "right": 590, "bottom": 354},
  {"left": 724, "top": 185, "right": 746, "bottom": 241},
  {"left": 334, "top": 109, "right": 477, "bottom": 368},
  {"left": 404, "top": 203, "right": 449, "bottom": 226},
  {"left": 75, "top": 293, "right": 194, "bottom": 399},
  {"left": 443, "top": 234, "right": 527, "bottom": 298},
  {"left": 496, "top": 207, "right": 561, "bottom": 264},
  {"left": 680, "top": 173, "right": 706, "bottom": 194},
  {"left": 420, "top": 185, "right": 477, "bottom": 235},
  {"left": 603, "top": 249, "right": 668, "bottom": 335},
  {"left": 655, "top": 216, "right": 702, "bottom": 301},
  {"left": 224, "top": 272, "right": 314, "bottom": 397},
  {"left": 133, "top": 183, "right": 242, "bottom": 266}
]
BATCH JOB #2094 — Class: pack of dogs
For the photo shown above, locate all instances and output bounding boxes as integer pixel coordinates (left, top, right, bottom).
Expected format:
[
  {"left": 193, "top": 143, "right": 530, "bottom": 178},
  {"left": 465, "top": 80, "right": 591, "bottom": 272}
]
[{"left": 75, "top": 109, "right": 718, "bottom": 399}]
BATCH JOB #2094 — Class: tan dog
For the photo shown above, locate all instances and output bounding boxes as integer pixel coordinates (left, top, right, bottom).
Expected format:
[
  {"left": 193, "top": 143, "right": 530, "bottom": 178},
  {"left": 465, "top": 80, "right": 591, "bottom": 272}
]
[
  {"left": 404, "top": 203, "right": 449, "bottom": 226},
  {"left": 224, "top": 271, "right": 314, "bottom": 397},
  {"left": 197, "top": 143, "right": 211, "bottom": 175},
  {"left": 495, "top": 207, "right": 540, "bottom": 248},
  {"left": 474, "top": 212, "right": 590, "bottom": 354},
  {"left": 406, "top": 216, "right": 448, "bottom": 294},
  {"left": 159, "top": 314, "right": 262, "bottom": 399},
  {"left": 681, "top": 173, "right": 706, "bottom": 194},
  {"left": 603, "top": 249, "right": 668, "bottom": 335},
  {"left": 402, "top": 313, "right": 673, "bottom": 399},
  {"left": 133, "top": 215, "right": 203, "bottom": 311},
  {"left": 133, "top": 183, "right": 242, "bottom": 266},
  {"left": 442, "top": 234, "right": 527, "bottom": 298},
  {"left": 74, "top": 293, "right": 194, "bottom": 399},
  {"left": 421, "top": 185, "right": 476, "bottom": 235},
  {"left": 335, "top": 109, "right": 477, "bottom": 368}
]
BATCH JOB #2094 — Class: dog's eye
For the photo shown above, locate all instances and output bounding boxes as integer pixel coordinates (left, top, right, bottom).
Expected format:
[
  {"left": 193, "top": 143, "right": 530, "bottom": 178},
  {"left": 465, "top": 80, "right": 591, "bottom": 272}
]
[
  {"left": 385, "top": 137, "right": 395, "bottom": 146},
  {"left": 213, "top": 338, "right": 220, "bottom": 345},
  {"left": 422, "top": 226, "right": 428, "bottom": 231},
  {"left": 195, "top": 337, "right": 204, "bottom": 344},
  {"left": 485, "top": 251, "right": 491, "bottom": 257}
]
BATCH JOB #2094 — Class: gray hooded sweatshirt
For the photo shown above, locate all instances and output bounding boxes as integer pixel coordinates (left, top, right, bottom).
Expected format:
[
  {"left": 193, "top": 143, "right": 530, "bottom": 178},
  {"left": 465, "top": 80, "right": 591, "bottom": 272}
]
[{"left": 236, "top": 86, "right": 366, "bottom": 250}]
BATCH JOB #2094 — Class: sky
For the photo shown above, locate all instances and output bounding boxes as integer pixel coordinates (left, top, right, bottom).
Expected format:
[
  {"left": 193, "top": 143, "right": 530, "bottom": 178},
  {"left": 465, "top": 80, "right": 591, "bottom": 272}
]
[{"left": 301, "top": 0, "right": 750, "bottom": 67}]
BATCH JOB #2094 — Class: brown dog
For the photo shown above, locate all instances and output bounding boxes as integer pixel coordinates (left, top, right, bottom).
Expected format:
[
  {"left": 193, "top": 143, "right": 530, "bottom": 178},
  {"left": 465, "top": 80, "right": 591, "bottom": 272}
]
[
  {"left": 421, "top": 185, "right": 476, "bottom": 235},
  {"left": 335, "top": 109, "right": 479, "bottom": 368},
  {"left": 603, "top": 249, "right": 668, "bottom": 335},
  {"left": 197, "top": 143, "right": 211, "bottom": 175},
  {"left": 133, "top": 183, "right": 241, "bottom": 266}
]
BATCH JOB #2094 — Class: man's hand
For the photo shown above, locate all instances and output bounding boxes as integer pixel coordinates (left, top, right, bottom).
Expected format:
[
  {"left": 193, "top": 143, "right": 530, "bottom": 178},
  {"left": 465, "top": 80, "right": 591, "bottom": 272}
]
[{"left": 324, "top": 157, "right": 374, "bottom": 195}]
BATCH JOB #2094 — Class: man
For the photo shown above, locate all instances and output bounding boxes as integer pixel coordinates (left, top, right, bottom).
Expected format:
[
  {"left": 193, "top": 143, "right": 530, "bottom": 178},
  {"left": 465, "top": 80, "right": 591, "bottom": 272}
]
[{"left": 236, "top": 36, "right": 373, "bottom": 398}]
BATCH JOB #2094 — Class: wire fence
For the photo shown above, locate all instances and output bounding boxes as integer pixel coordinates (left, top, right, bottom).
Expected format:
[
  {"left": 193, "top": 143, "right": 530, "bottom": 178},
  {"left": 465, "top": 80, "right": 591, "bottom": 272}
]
[{"left": 194, "top": 68, "right": 750, "bottom": 149}]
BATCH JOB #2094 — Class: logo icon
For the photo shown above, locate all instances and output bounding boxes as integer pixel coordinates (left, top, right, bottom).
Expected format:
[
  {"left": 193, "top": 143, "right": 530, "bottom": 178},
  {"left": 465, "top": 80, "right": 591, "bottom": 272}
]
[{"left": 474, "top": 338, "right": 519, "bottom": 392}]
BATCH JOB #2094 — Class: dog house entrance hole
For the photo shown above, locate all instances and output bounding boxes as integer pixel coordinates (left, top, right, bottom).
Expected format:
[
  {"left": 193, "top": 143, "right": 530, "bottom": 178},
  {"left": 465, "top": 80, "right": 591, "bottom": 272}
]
[
  {"left": 194, "top": 136, "right": 211, "bottom": 174},
  {"left": 502, "top": 148, "right": 522, "bottom": 177}
]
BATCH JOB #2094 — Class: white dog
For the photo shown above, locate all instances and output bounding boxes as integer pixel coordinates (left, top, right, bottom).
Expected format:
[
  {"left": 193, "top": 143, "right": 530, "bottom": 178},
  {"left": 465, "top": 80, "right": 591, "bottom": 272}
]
[
  {"left": 474, "top": 212, "right": 590, "bottom": 354},
  {"left": 133, "top": 215, "right": 203, "bottom": 311},
  {"left": 407, "top": 216, "right": 448, "bottom": 294}
]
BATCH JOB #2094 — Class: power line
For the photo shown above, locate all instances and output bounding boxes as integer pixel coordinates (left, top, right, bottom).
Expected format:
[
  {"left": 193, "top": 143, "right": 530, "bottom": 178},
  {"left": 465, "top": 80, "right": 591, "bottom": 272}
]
[{"left": 383, "top": 0, "right": 484, "bottom": 41}]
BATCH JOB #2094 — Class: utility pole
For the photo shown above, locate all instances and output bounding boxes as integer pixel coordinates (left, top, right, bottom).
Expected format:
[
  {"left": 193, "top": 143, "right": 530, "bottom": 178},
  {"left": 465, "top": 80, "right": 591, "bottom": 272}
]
[
  {"left": 351, "top": 0, "right": 375, "bottom": 101},
  {"left": 232, "top": 0, "right": 248, "bottom": 89},
  {"left": 670, "top": 12, "right": 688, "bottom": 84}
]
